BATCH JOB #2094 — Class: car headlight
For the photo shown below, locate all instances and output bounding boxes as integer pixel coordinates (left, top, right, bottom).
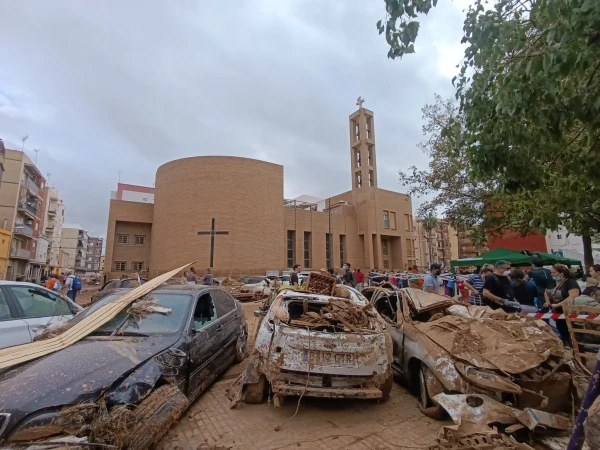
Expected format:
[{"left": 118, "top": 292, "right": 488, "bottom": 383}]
[{"left": 454, "top": 362, "right": 522, "bottom": 394}]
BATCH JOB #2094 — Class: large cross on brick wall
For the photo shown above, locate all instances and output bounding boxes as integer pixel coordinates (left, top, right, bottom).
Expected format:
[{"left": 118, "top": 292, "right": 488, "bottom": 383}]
[{"left": 197, "top": 218, "right": 229, "bottom": 268}]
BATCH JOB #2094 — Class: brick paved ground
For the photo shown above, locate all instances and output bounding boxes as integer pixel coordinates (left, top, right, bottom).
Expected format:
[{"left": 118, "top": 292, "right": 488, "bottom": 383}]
[{"left": 157, "top": 302, "right": 447, "bottom": 450}]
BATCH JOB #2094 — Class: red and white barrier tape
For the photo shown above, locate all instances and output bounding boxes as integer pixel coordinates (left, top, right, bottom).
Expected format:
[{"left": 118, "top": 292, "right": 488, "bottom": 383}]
[{"left": 522, "top": 312, "right": 600, "bottom": 320}]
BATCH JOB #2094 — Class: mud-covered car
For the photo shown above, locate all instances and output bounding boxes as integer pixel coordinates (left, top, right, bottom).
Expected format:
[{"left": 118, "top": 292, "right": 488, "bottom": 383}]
[
  {"left": 90, "top": 278, "right": 147, "bottom": 304},
  {"left": 0, "top": 285, "right": 247, "bottom": 449},
  {"left": 363, "top": 286, "right": 571, "bottom": 419},
  {"left": 238, "top": 287, "right": 393, "bottom": 406}
]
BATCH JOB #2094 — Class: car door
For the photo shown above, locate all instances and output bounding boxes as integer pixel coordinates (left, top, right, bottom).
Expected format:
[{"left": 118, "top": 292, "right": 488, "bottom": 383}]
[
  {"left": 186, "top": 291, "right": 226, "bottom": 400},
  {"left": 0, "top": 287, "right": 32, "bottom": 348},
  {"left": 6, "top": 285, "right": 73, "bottom": 338},
  {"left": 210, "top": 290, "right": 240, "bottom": 369}
]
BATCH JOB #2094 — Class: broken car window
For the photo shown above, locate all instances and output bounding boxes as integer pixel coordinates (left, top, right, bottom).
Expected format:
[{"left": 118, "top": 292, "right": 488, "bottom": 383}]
[{"left": 193, "top": 293, "right": 216, "bottom": 329}]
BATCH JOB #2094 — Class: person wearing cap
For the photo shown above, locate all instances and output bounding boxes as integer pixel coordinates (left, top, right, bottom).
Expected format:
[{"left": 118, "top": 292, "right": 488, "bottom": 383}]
[{"left": 424, "top": 264, "right": 442, "bottom": 294}]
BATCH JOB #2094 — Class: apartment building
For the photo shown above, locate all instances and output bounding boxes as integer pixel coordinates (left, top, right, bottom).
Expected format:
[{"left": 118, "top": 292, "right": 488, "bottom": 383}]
[
  {"left": 0, "top": 149, "right": 47, "bottom": 281},
  {"left": 414, "top": 219, "right": 452, "bottom": 269},
  {"left": 86, "top": 237, "right": 104, "bottom": 273},
  {"left": 61, "top": 225, "right": 89, "bottom": 274},
  {"left": 0, "top": 141, "right": 9, "bottom": 278},
  {"left": 41, "top": 187, "right": 66, "bottom": 274},
  {"left": 457, "top": 230, "right": 488, "bottom": 259}
]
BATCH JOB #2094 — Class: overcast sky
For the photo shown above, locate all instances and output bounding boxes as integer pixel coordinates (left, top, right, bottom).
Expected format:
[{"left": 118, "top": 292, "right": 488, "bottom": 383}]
[{"left": 0, "top": 0, "right": 466, "bottom": 239}]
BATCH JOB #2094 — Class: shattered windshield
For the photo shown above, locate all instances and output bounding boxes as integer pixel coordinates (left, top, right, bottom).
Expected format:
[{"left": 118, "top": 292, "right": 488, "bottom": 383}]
[{"left": 71, "top": 293, "right": 193, "bottom": 336}]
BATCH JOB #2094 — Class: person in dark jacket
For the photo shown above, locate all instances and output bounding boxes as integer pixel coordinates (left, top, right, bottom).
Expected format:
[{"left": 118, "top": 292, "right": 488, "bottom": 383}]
[
  {"left": 529, "top": 258, "right": 555, "bottom": 302},
  {"left": 511, "top": 268, "right": 537, "bottom": 311}
]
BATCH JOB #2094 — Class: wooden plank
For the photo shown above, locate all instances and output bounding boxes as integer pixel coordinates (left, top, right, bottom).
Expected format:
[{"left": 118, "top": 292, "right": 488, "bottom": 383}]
[
  {"left": 0, "top": 261, "right": 195, "bottom": 369},
  {"left": 564, "top": 306, "right": 600, "bottom": 315},
  {"left": 569, "top": 329, "right": 600, "bottom": 337}
]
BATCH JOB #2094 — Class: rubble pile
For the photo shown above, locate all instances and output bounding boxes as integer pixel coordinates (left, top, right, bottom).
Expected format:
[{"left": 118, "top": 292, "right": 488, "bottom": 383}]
[
  {"left": 305, "top": 272, "right": 336, "bottom": 296},
  {"left": 293, "top": 298, "right": 379, "bottom": 332}
]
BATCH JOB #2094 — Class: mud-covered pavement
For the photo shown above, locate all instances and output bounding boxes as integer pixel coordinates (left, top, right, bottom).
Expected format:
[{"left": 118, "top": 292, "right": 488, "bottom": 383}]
[{"left": 157, "top": 302, "right": 447, "bottom": 450}]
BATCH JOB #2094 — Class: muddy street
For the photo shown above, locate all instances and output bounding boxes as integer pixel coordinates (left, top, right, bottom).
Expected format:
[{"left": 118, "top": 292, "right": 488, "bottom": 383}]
[{"left": 157, "top": 302, "right": 446, "bottom": 450}]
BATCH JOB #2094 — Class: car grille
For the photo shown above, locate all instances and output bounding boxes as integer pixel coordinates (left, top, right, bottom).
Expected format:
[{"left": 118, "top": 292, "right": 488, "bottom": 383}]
[{"left": 0, "top": 413, "right": 11, "bottom": 438}]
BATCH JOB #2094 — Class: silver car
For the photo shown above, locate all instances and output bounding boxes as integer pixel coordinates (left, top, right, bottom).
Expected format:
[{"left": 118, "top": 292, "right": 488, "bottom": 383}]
[{"left": 0, "top": 281, "right": 82, "bottom": 349}]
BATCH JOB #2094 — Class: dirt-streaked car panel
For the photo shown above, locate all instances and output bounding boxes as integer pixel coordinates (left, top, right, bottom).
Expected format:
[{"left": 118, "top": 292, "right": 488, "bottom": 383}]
[{"left": 0, "top": 286, "right": 247, "bottom": 446}]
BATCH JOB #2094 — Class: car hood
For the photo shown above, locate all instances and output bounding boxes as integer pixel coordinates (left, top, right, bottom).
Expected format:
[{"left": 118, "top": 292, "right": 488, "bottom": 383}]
[
  {"left": 414, "top": 314, "right": 564, "bottom": 374},
  {"left": 0, "top": 333, "right": 180, "bottom": 426}
]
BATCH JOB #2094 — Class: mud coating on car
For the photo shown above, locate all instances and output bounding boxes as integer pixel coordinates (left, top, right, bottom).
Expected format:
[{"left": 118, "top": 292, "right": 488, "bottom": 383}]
[{"left": 107, "top": 358, "right": 164, "bottom": 405}]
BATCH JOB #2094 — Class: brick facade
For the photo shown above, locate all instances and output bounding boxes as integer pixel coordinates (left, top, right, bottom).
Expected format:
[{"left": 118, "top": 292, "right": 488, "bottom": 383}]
[{"left": 104, "top": 108, "right": 415, "bottom": 279}]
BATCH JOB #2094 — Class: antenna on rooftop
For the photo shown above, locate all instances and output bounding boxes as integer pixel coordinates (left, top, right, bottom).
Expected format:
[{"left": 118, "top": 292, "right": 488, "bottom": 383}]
[
  {"left": 21, "top": 135, "right": 29, "bottom": 152},
  {"left": 33, "top": 148, "right": 40, "bottom": 165}
]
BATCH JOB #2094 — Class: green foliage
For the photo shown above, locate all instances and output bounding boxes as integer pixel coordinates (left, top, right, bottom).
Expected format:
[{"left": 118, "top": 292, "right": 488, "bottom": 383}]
[{"left": 383, "top": 0, "right": 600, "bottom": 265}]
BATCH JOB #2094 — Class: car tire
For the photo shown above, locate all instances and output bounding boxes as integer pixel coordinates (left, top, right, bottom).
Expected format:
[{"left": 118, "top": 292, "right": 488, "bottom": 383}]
[
  {"left": 244, "top": 374, "right": 268, "bottom": 404},
  {"left": 380, "top": 372, "right": 393, "bottom": 402},
  {"left": 417, "top": 365, "right": 446, "bottom": 420},
  {"left": 235, "top": 325, "right": 248, "bottom": 363},
  {"left": 127, "top": 384, "right": 189, "bottom": 450}
]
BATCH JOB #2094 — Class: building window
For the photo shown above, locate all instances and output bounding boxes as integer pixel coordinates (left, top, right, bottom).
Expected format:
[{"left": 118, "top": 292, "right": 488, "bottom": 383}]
[
  {"left": 132, "top": 261, "right": 144, "bottom": 271},
  {"left": 368, "top": 145, "right": 373, "bottom": 166},
  {"left": 405, "top": 214, "right": 411, "bottom": 231},
  {"left": 326, "top": 233, "right": 332, "bottom": 269},
  {"left": 366, "top": 117, "right": 372, "bottom": 139},
  {"left": 287, "top": 231, "right": 295, "bottom": 268},
  {"left": 114, "top": 261, "right": 126, "bottom": 271},
  {"left": 356, "top": 172, "right": 362, "bottom": 188},
  {"left": 353, "top": 120, "right": 360, "bottom": 141},
  {"left": 556, "top": 234, "right": 562, "bottom": 240},
  {"left": 383, "top": 260, "right": 389, "bottom": 269},
  {"left": 382, "top": 238, "right": 389, "bottom": 256},
  {"left": 303, "top": 232, "right": 311, "bottom": 268},
  {"left": 355, "top": 150, "right": 361, "bottom": 168},
  {"left": 134, "top": 235, "right": 146, "bottom": 245},
  {"left": 368, "top": 170, "right": 374, "bottom": 186},
  {"left": 390, "top": 211, "right": 397, "bottom": 230},
  {"left": 383, "top": 211, "right": 389, "bottom": 229},
  {"left": 116, "top": 234, "right": 129, "bottom": 244},
  {"left": 339, "top": 235, "right": 346, "bottom": 267},
  {"left": 406, "top": 238, "right": 413, "bottom": 256}
]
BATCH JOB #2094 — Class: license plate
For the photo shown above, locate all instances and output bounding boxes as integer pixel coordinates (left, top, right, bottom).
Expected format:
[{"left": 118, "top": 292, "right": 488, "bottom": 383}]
[{"left": 302, "top": 350, "right": 356, "bottom": 365}]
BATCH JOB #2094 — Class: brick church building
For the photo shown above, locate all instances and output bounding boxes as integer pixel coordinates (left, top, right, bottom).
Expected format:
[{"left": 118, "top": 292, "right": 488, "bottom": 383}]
[{"left": 104, "top": 106, "right": 416, "bottom": 279}]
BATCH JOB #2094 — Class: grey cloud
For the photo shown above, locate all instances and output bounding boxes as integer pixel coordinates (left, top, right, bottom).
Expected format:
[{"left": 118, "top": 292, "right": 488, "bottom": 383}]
[{"left": 0, "top": 0, "right": 465, "bottom": 239}]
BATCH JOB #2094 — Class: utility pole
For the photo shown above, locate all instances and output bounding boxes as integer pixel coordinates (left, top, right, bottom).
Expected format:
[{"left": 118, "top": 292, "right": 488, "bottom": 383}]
[
  {"left": 21, "top": 135, "right": 28, "bottom": 152},
  {"left": 33, "top": 148, "right": 40, "bottom": 165}
]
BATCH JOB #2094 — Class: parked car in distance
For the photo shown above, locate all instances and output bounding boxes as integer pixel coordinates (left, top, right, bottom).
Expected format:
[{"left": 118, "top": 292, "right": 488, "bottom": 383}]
[
  {"left": 239, "top": 276, "right": 268, "bottom": 285},
  {"left": 0, "top": 281, "right": 82, "bottom": 349},
  {"left": 245, "top": 286, "right": 392, "bottom": 406},
  {"left": 90, "top": 277, "right": 148, "bottom": 304},
  {"left": 363, "top": 286, "right": 571, "bottom": 419},
  {"left": 0, "top": 285, "right": 247, "bottom": 449}
]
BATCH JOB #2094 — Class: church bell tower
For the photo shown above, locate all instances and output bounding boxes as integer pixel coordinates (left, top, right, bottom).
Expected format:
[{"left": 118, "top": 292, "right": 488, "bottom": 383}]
[{"left": 349, "top": 97, "right": 378, "bottom": 190}]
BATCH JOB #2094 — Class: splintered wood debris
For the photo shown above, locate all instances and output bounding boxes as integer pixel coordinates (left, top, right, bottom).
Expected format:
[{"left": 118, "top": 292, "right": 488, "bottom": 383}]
[
  {"left": 305, "top": 272, "right": 336, "bottom": 295},
  {"left": 292, "top": 298, "right": 380, "bottom": 332}
]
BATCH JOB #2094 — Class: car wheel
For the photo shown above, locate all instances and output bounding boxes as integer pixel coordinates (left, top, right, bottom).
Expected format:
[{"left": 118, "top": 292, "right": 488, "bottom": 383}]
[
  {"left": 244, "top": 374, "right": 268, "bottom": 404},
  {"left": 380, "top": 372, "right": 393, "bottom": 402},
  {"left": 127, "top": 384, "right": 189, "bottom": 450},
  {"left": 235, "top": 325, "right": 248, "bottom": 363},
  {"left": 417, "top": 365, "right": 446, "bottom": 420}
]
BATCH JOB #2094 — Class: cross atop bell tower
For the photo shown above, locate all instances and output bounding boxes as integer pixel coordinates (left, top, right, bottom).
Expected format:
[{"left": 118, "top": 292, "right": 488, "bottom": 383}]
[{"left": 349, "top": 99, "right": 377, "bottom": 190}]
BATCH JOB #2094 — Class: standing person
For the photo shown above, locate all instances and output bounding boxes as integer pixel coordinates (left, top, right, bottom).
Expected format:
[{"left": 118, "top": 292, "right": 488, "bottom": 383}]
[
  {"left": 423, "top": 264, "right": 441, "bottom": 294},
  {"left": 186, "top": 267, "right": 199, "bottom": 284},
  {"left": 202, "top": 268, "right": 213, "bottom": 286},
  {"left": 63, "top": 272, "right": 82, "bottom": 302},
  {"left": 354, "top": 268, "right": 364, "bottom": 291},
  {"left": 482, "top": 260, "right": 520, "bottom": 312},
  {"left": 542, "top": 264, "right": 581, "bottom": 346},
  {"left": 45, "top": 274, "right": 58, "bottom": 291},
  {"left": 464, "top": 264, "right": 493, "bottom": 306},
  {"left": 511, "top": 268, "right": 538, "bottom": 312},
  {"left": 343, "top": 263, "right": 355, "bottom": 286},
  {"left": 529, "top": 258, "right": 555, "bottom": 303},
  {"left": 290, "top": 264, "right": 301, "bottom": 286},
  {"left": 584, "top": 269, "right": 600, "bottom": 287}
]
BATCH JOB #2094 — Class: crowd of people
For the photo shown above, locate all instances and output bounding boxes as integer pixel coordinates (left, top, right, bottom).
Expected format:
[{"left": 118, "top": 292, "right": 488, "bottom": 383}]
[{"left": 44, "top": 271, "right": 83, "bottom": 301}]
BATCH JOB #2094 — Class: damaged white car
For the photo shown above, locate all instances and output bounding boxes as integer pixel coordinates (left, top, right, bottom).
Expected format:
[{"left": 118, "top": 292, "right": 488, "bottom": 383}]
[
  {"left": 233, "top": 287, "right": 393, "bottom": 406},
  {"left": 362, "top": 286, "right": 573, "bottom": 419}
]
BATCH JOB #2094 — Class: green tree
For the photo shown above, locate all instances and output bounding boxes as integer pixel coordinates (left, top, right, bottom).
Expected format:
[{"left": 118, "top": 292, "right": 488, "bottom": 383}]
[
  {"left": 417, "top": 213, "right": 439, "bottom": 265},
  {"left": 380, "top": 0, "right": 600, "bottom": 266}
]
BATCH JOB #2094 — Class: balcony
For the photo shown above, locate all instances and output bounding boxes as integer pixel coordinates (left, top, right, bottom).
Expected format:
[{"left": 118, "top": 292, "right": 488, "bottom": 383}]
[
  {"left": 47, "top": 209, "right": 57, "bottom": 216},
  {"left": 10, "top": 248, "right": 31, "bottom": 259},
  {"left": 17, "top": 202, "right": 37, "bottom": 218},
  {"left": 24, "top": 179, "right": 40, "bottom": 196},
  {"left": 13, "top": 224, "right": 33, "bottom": 237},
  {"left": 46, "top": 225, "right": 55, "bottom": 233}
]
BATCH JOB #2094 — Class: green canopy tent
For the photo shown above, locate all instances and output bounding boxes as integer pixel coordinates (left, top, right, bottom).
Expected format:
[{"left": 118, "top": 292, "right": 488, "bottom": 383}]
[
  {"left": 450, "top": 248, "right": 583, "bottom": 269},
  {"left": 527, "top": 251, "right": 582, "bottom": 267},
  {"left": 450, "top": 248, "right": 532, "bottom": 269}
]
